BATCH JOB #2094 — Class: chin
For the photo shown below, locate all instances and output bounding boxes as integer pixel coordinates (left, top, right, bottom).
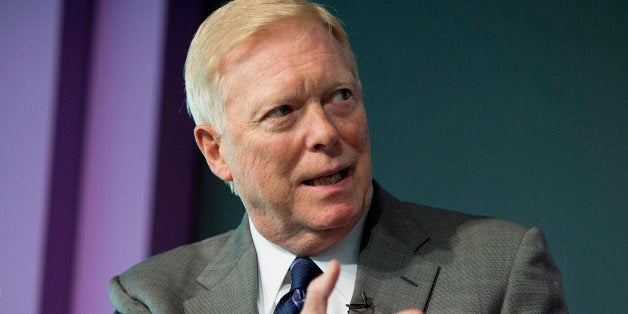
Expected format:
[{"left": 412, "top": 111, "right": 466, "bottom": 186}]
[{"left": 307, "top": 202, "right": 363, "bottom": 231}]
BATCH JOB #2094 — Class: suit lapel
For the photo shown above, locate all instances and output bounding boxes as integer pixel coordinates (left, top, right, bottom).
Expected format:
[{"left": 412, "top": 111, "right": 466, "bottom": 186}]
[
  {"left": 180, "top": 183, "right": 440, "bottom": 313},
  {"left": 351, "top": 182, "right": 440, "bottom": 312},
  {"left": 183, "top": 217, "right": 259, "bottom": 313}
]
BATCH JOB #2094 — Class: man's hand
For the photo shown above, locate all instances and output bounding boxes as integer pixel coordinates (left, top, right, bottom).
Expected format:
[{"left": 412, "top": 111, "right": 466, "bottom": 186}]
[
  {"left": 301, "top": 260, "right": 424, "bottom": 314},
  {"left": 301, "top": 260, "right": 340, "bottom": 314}
]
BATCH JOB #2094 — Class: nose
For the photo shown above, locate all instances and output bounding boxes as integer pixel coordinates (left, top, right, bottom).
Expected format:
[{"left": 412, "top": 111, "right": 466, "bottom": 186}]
[{"left": 304, "top": 104, "right": 339, "bottom": 152}]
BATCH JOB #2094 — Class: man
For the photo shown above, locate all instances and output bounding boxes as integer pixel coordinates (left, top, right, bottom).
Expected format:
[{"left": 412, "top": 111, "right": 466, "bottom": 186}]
[{"left": 109, "top": 0, "right": 567, "bottom": 313}]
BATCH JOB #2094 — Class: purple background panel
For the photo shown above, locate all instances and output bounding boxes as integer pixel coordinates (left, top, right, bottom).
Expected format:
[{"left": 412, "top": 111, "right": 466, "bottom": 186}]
[
  {"left": 71, "top": 0, "right": 167, "bottom": 312},
  {"left": 0, "top": 0, "right": 62, "bottom": 313},
  {"left": 149, "top": 0, "right": 209, "bottom": 256},
  {"left": 40, "top": 0, "right": 96, "bottom": 312}
]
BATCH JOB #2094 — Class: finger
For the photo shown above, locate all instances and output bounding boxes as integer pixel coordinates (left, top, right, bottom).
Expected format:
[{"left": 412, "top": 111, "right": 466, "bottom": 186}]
[{"left": 301, "top": 260, "right": 340, "bottom": 314}]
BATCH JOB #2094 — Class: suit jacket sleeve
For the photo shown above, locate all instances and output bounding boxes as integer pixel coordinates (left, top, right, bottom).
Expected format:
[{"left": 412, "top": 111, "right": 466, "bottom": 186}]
[
  {"left": 109, "top": 276, "right": 151, "bottom": 314},
  {"left": 501, "top": 227, "right": 567, "bottom": 312}
]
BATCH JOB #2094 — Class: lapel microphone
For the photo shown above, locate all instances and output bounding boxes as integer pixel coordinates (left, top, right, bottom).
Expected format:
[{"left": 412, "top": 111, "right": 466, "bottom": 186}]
[{"left": 345, "top": 292, "right": 372, "bottom": 311}]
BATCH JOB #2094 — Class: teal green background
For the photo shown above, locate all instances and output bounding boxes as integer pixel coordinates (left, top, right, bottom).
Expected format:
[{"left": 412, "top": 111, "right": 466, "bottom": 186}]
[{"left": 196, "top": 1, "right": 627, "bottom": 312}]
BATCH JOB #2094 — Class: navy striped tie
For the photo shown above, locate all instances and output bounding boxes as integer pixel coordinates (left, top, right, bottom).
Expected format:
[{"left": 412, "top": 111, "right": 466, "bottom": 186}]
[{"left": 274, "top": 257, "right": 323, "bottom": 314}]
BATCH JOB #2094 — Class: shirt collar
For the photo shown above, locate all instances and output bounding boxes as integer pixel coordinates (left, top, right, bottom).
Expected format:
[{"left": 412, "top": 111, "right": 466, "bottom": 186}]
[
  {"left": 249, "top": 220, "right": 295, "bottom": 312},
  {"left": 310, "top": 210, "right": 367, "bottom": 299},
  {"left": 249, "top": 207, "right": 369, "bottom": 313}
]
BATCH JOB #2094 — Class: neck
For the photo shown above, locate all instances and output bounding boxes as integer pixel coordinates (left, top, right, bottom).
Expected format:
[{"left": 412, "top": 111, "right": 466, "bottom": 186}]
[{"left": 249, "top": 207, "right": 370, "bottom": 256}]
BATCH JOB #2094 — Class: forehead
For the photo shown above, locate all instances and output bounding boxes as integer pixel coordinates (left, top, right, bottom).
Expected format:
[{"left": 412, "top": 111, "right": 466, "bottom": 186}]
[{"left": 219, "top": 19, "right": 352, "bottom": 96}]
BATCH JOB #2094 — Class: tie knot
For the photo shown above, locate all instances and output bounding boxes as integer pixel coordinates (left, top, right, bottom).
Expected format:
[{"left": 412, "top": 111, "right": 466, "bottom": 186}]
[{"left": 289, "top": 256, "right": 323, "bottom": 291}]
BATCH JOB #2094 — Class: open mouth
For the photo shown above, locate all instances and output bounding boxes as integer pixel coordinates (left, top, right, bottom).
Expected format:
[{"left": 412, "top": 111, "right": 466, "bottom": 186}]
[{"left": 303, "top": 168, "right": 349, "bottom": 186}]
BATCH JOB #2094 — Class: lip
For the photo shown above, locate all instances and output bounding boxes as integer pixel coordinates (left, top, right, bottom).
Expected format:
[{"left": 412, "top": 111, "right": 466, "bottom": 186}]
[{"left": 301, "top": 163, "right": 352, "bottom": 186}]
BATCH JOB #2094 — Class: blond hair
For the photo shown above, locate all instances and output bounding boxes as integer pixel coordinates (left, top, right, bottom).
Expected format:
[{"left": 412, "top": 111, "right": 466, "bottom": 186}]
[{"left": 184, "top": 0, "right": 357, "bottom": 133}]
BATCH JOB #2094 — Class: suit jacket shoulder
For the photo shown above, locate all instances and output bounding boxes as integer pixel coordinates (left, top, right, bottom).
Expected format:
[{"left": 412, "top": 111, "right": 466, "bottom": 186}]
[
  {"left": 351, "top": 182, "right": 568, "bottom": 313},
  {"left": 109, "top": 218, "right": 259, "bottom": 313}
]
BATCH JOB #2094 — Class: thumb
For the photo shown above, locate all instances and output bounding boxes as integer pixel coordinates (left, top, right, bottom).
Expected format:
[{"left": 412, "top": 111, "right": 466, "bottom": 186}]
[{"left": 301, "top": 260, "right": 340, "bottom": 314}]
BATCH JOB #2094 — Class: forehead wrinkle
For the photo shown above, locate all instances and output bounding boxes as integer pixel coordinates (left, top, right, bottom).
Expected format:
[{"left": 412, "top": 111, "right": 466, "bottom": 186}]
[
  {"left": 270, "top": 55, "right": 339, "bottom": 88},
  {"left": 253, "top": 50, "right": 349, "bottom": 97}
]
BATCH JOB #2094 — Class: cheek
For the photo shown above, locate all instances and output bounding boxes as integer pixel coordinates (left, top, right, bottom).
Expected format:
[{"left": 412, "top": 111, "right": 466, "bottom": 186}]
[
  {"left": 235, "top": 135, "right": 297, "bottom": 181},
  {"left": 343, "top": 113, "right": 371, "bottom": 152}
]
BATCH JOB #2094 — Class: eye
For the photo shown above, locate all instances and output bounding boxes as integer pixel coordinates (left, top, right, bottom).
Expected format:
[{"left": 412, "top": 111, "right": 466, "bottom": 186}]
[
  {"left": 267, "top": 105, "right": 293, "bottom": 118},
  {"left": 331, "top": 89, "right": 352, "bottom": 102}
]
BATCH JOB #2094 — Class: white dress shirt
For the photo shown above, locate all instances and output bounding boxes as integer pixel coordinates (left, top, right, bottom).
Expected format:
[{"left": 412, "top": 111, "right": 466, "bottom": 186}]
[{"left": 250, "top": 210, "right": 368, "bottom": 314}]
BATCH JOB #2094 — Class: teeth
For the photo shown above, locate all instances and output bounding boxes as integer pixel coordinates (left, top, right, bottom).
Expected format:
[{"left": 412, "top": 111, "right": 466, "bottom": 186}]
[{"left": 308, "top": 172, "right": 343, "bottom": 186}]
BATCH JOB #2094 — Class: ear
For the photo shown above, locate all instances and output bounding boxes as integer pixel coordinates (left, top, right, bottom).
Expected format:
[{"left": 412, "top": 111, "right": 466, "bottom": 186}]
[{"left": 194, "top": 125, "right": 233, "bottom": 181}]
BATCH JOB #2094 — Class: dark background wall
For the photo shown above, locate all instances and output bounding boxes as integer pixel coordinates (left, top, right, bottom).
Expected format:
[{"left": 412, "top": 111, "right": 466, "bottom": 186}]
[{"left": 196, "top": 1, "right": 627, "bottom": 312}]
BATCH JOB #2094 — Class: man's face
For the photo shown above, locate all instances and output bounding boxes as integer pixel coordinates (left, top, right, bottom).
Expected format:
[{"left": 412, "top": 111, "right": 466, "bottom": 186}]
[{"left": 214, "top": 20, "right": 372, "bottom": 254}]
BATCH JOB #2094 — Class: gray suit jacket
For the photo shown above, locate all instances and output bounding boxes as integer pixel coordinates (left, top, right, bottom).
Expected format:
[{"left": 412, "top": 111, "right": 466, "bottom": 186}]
[{"left": 109, "top": 182, "right": 567, "bottom": 313}]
